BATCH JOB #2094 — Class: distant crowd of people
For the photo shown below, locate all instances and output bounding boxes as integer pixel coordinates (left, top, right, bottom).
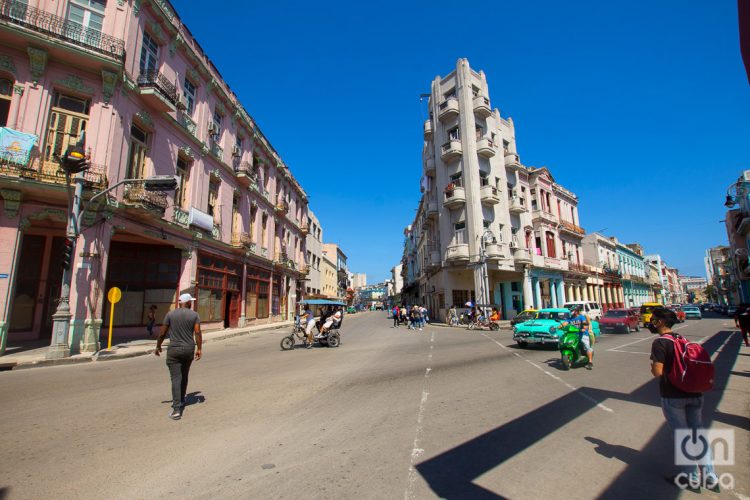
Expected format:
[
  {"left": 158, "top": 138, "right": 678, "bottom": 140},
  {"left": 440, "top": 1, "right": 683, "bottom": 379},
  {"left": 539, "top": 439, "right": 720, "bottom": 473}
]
[{"left": 390, "top": 305, "right": 429, "bottom": 330}]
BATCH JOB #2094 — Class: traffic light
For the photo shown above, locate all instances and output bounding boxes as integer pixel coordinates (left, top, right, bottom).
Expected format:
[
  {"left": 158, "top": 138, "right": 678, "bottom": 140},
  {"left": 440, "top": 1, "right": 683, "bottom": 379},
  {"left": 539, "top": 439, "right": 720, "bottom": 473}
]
[
  {"left": 60, "top": 145, "right": 89, "bottom": 174},
  {"left": 61, "top": 236, "right": 75, "bottom": 270}
]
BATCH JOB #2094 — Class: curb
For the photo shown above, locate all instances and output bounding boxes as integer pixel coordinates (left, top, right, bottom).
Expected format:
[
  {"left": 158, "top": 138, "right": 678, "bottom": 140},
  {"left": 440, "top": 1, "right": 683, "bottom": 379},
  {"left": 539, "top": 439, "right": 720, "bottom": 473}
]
[{"left": 4, "top": 322, "right": 294, "bottom": 371}]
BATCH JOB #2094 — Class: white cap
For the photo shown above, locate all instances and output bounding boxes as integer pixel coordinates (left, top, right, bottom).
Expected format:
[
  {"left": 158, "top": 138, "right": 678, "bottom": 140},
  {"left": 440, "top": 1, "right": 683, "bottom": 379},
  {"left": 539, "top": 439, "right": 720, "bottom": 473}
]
[{"left": 179, "top": 293, "right": 197, "bottom": 303}]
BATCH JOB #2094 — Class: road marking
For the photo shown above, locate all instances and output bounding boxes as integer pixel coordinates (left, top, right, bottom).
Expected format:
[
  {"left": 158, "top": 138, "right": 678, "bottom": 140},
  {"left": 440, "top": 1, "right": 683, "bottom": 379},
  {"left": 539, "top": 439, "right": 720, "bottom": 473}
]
[
  {"left": 405, "top": 330, "right": 435, "bottom": 500},
  {"left": 481, "top": 333, "right": 614, "bottom": 413},
  {"left": 608, "top": 324, "right": 690, "bottom": 353}
]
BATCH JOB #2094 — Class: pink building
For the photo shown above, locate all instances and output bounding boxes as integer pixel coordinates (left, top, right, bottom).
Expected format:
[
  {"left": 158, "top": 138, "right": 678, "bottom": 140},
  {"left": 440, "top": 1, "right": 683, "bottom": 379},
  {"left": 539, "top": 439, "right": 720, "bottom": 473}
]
[{"left": 0, "top": 0, "right": 309, "bottom": 355}]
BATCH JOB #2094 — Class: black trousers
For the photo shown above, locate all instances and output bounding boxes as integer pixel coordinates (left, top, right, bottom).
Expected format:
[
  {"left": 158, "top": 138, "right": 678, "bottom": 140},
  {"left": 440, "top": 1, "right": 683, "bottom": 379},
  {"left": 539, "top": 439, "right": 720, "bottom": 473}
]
[{"left": 166, "top": 346, "right": 194, "bottom": 409}]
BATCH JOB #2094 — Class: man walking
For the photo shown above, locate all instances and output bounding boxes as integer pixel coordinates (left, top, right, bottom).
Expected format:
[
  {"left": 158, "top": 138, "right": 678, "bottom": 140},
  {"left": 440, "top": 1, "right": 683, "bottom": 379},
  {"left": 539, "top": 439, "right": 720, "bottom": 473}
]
[{"left": 156, "top": 293, "right": 202, "bottom": 420}]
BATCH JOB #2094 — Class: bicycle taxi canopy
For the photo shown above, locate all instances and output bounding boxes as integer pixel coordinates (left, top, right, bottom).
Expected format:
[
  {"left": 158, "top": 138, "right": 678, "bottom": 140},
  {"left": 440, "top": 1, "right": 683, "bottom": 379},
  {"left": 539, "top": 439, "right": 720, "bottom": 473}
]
[{"left": 298, "top": 299, "right": 347, "bottom": 306}]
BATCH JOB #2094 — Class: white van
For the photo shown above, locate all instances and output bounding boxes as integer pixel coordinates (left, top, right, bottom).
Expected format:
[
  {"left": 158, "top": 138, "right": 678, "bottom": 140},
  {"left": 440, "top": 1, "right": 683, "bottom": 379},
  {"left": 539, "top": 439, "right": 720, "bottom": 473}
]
[{"left": 563, "top": 301, "right": 602, "bottom": 320}]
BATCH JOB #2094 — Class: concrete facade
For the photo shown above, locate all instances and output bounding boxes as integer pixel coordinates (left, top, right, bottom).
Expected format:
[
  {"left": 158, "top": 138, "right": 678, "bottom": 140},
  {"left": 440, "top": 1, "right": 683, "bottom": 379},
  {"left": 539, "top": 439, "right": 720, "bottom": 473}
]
[
  {"left": 351, "top": 273, "right": 367, "bottom": 289},
  {"left": 582, "top": 233, "right": 624, "bottom": 311},
  {"left": 322, "top": 243, "right": 348, "bottom": 299},
  {"left": 614, "top": 239, "right": 650, "bottom": 307},
  {"left": 320, "top": 253, "right": 337, "bottom": 299},
  {"left": 304, "top": 210, "right": 323, "bottom": 297},
  {"left": 0, "top": 0, "right": 308, "bottom": 355}
]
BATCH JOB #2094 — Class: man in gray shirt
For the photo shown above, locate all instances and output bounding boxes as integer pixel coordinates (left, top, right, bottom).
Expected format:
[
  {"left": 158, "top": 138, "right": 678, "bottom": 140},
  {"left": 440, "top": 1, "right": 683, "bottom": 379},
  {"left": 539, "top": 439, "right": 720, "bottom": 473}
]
[{"left": 155, "top": 293, "right": 202, "bottom": 420}]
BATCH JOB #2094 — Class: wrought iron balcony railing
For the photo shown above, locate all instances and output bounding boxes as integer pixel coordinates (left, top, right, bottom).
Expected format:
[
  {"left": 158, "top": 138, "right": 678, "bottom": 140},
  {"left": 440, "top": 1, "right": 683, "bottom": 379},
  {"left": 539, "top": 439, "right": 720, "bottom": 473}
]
[
  {"left": 137, "top": 70, "right": 179, "bottom": 105},
  {"left": 0, "top": 0, "right": 126, "bottom": 62},
  {"left": 122, "top": 182, "right": 168, "bottom": 211},
  {"left": 0, "top": 146, "right": 107, "bottom": 190}
]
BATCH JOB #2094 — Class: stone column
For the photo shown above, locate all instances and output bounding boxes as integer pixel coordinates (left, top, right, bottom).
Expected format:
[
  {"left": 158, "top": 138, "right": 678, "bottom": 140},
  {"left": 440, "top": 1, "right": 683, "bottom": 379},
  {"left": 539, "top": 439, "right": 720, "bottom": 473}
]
[
  {"left": 557, "top": 278, "right": 566, "bottom": 305},
  {"left": 533, "top": 278, "right": 542, "bottom": 309},
  {"left": 522, "top": 267, "right": 533, "bottom": 311},
  {"left": 550, "top": 280, "right": 558, "bottom": 308}
]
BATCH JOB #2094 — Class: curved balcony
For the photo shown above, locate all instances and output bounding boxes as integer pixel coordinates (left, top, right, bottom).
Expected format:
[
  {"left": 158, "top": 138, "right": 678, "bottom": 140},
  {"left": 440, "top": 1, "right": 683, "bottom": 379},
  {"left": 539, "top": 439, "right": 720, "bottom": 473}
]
[
  {"left": 137, "top": 70, "right": 178, "bottom": 112},
  {"left": 512, "top": 247, "right": 532, "bottom": 263},
  {"left": 559, "top": 220, "right": 585, "bottom": 237},
  {"left": 234, "top": 161, "right": 255, "bottom": 188},
  {"left": 532, "top": 209, "right": 558, "bottom": 226},
  {"left": 426, "top": 200, "right": 439, "bottom": 218},
  {"left": 476, "top": 137, "right": 496, "bottom": 158},
  {"left": 504, "top": 151, "right": 522, "bottom": 170},
  {"left": 485, "top": 242, "right": 509, "bottom": 260},
  {"left": 443, "top": 186, "right": 466, "bottom": 209},
  {"left": 446, "top": 243, "right": 469, "bottom": 262},
  {"left": 423, "top": 119, "right": 433, "bottom": 139},
  {"left": 424, "top": 155, "right": 436, "bottom": 175},
  {"left": 438, "top": 98, "right": 459, "bottom": 122},
  {"left": 425, "top": 249, "right": 441, "bottom": 270},
  {"left": 480, "top": 185, "right": 500, "bottom": 206},
  {"left": 473, "top": 95, "right": 491, "bottom": 118},
  {"left": 509, "top": 196, "right": 527, "bottom": 214},
  {"left": 441, "top": 140, "right": 462, "bottom": 162}
]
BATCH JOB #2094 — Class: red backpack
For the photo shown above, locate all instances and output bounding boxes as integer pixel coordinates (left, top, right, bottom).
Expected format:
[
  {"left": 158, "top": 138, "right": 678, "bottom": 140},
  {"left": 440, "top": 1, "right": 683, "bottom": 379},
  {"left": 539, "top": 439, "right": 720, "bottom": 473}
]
[{"left": 660, "top": 334, "right": 714, "bottom": 393}]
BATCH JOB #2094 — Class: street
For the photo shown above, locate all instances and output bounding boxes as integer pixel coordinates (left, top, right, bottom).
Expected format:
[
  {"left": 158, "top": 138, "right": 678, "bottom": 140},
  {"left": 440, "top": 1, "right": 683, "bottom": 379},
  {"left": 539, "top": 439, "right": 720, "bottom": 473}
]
[{"left": 0, "top": 311, "right": 747, "bottom": 499}]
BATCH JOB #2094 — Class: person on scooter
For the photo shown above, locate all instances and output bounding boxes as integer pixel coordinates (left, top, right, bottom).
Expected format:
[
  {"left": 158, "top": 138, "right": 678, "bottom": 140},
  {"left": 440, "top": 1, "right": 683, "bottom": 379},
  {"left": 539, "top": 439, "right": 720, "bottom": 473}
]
[
  {"left": 490, "top": 307, "right": 501, "bottom": 322},
  {"left": 562, "top": 307, "right": 593, "bottom": 370},
  {"left": 302, "top": 305, "right": 316, "bottom": 349}
]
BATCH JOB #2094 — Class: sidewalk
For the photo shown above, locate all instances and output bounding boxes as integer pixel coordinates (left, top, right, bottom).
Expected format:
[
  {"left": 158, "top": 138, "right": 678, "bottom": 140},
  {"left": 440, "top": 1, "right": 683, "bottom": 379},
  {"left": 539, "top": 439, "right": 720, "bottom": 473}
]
[{"left": 0, "top": 320, "right": 294, "bottom": 371}]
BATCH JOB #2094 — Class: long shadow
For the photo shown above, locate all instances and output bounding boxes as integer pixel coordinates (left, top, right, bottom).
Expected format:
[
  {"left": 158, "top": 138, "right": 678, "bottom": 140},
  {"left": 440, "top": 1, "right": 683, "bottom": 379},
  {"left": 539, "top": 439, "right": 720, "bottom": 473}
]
[
  {"left": 0, "top": 487, "right": 8, "bottom": 500},
  {"left": 415, "top": 330, "right": 742, "bottom": 499}
]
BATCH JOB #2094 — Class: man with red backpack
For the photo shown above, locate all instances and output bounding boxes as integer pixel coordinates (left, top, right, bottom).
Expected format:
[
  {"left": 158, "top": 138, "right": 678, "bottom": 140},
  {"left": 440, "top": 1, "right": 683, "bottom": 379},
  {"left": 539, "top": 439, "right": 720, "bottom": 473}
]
[{"left": 649, "top": 307, "right": 719, "bottom": 492}]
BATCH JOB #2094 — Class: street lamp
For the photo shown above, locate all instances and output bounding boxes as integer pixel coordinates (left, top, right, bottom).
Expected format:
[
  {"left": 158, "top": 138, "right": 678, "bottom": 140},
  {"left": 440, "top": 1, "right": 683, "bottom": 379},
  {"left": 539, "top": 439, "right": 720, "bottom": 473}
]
[
  {"left": 47, "top": 173, "right": 178, "bottom": 359},
  {"left": 476, "top": 229, "right": 494, "bottom": 319}
]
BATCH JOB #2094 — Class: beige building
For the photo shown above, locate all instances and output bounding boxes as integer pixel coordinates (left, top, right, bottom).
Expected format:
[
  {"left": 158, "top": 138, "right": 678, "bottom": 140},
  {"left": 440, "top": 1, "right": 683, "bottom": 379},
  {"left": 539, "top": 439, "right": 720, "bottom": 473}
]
[
  {"left": 304, "top": 210, "right": 324, "bottom": 297},
  {"left": 405, "top": 58, "right": 585, "bottom": 321},
  {"left": 320, "top": 254, "right": 338, "bottom": 299}
]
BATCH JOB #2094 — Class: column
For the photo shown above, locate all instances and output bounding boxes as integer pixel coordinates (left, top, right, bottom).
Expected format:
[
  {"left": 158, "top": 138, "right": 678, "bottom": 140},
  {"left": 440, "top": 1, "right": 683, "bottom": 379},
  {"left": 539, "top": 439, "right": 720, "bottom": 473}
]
[
  {"left": 583, "top": 285, "right": 590, "bottom": 301},
  {"left": 523, "top": 267, "right": 533, "bottom": 311},
  {"left": 557, "top": 278, "right": 566, "bottom": 305},
  {"left": 502, "top": 282, "right": 514, "bottom": 319},
  {"left": 618, "top": 286, "right": 625, "bottom": 307},
  {"left": 533, "top": 278, "right": 542, "bottom": 309},
  {"left": 550, "top": 280, "right": 558, "bottom": 308}
]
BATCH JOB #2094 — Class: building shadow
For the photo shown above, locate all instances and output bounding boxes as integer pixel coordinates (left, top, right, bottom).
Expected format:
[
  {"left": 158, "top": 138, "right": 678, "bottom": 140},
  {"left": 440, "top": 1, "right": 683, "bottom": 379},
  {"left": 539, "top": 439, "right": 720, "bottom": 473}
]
[
  {"left": 0, "top": 487, "right": 9, "bottom": 500},
  {"left": 415, "top": 330, "right": 741, "bottom": 499}
]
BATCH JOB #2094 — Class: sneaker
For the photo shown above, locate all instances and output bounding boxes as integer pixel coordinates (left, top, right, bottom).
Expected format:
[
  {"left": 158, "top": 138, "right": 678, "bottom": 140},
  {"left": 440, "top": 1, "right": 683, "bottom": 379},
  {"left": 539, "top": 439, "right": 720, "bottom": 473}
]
[
  {"left": 585, "top": 363, "right": 593, "bottom": 370},
  {"left": 705, "top": 473, "right": 720, "bottom": 493},
  {"left": 168, "top": 408, "right": 182, "bottom": 420},
  {"left": 306, "top": 343, "right": 313, "bottom": 349}
]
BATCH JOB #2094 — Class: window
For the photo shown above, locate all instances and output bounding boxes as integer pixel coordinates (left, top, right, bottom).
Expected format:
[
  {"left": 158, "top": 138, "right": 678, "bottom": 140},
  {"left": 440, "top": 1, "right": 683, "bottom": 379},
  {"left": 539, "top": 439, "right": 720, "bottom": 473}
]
[
  {"left": 444, "top": 88, "right": 456, "bottom": 100},
  {"left": 231, "top": 194, "right": 241, "bottom": 238},
  {"left": 479, "top": 171, "right": 489, "bottom": 187},
  {"left": 249, "top": 205, "right": 257, "bottom": 241},
  {"left": 546, "top": 231, "right": 556, "bottom": 258},
  {"left": 44, "top": 93, "right": 89, "bottom": 164},
  {"left": 0, "top": 78, "right": 12, "bottom": 127},
  {"left": 475, "top": 126, "right": 483, "bottom": 140},
  {"left": 212, "top": 110, "right": 223, "bottom": 138},
  {"left": 126, "top": 124, "right": 148, "bottom": 179},
  {"left": 262, "top": 213, "right": 268, "bottom": 246},
  {"left": 453, "top": 222, "right": 466, "bottom": 244},
  {"left": 140, "top": 31, "right": 159, "bottom": 73},
  {"left": 67, "top": 0, "right": 105, "bottom": 34},
  {"left": 175, "top": 156, "right": 189, "bottom": 209},
  {"left": 207, "top": 180, "right": 219, "bottom": 219},
  {"left": 183, "top": 77, "right": 196, "bottom": 116},
  {"left": 448, "top": 126, "right": 459, "bottom": 141}
]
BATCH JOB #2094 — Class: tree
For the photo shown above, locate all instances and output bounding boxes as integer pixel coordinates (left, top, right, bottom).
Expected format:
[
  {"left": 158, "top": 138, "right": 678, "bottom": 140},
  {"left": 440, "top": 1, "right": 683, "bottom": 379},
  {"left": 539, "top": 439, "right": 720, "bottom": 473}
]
[{"left": 704, "top": 284, "right": 717, "bottom": 303}]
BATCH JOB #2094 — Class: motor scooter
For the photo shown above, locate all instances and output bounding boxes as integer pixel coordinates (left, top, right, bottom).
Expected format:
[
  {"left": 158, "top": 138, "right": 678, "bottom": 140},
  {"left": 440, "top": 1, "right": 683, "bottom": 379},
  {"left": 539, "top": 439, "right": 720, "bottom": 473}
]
[{"left": 558, "top": 325, "right": 590, "bottom": 370}]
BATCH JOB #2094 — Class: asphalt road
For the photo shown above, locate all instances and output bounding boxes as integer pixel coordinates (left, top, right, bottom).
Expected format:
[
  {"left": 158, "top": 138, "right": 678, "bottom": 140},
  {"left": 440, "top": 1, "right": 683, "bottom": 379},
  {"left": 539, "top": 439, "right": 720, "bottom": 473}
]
[{"left": 0, "top": 311, "right": 747, "bottom": 499}]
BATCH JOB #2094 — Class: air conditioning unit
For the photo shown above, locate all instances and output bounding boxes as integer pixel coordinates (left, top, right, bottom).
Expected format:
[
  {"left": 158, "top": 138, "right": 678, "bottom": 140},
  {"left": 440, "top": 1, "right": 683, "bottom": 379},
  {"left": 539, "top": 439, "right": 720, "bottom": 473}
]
[
  {"left": 207, "top": 122, "right": 218, "bottom": 135},
  {"left": 176, "top": 94, "right": 187, "bottom": 110},
  {"left": 231, "top": 145, "right": 241, "bottom": 157}
]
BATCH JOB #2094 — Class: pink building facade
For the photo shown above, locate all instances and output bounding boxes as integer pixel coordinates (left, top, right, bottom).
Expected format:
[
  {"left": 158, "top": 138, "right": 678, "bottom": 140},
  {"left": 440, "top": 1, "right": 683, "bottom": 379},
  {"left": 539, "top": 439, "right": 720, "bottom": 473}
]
[{"left": 0, "top": 0, "right": 309, "bottom": 355}]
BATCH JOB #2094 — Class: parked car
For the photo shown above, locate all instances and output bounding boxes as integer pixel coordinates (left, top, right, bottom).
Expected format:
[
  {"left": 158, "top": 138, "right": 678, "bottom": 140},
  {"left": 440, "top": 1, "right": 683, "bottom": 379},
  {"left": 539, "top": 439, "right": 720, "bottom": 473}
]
[
  {"left": 599, "top": 308, "right": 640, "bottom": 333},
  {"left": 510, "top": 308, "right": 538, "bottom": 326},
  {"left": 563, "top": 301, "right": 602, "bottom": 321},
  {"left": 640, "top": 302, "right": 663, "bottom": 327},
  {"left": 682, "top": 305, "right": 702, "bottom": 320}
]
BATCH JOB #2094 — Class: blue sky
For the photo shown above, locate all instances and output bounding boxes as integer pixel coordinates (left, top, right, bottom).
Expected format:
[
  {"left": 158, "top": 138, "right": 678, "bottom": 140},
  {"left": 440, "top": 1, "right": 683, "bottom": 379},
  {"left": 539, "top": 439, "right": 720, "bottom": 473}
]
[{"left": 173, "top": 0, "right": 749, "bottom": 283}]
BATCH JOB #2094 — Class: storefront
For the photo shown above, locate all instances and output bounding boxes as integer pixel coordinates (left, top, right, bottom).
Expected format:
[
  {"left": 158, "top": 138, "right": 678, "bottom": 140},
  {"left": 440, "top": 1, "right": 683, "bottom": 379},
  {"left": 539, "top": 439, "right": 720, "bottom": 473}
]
[
  {"left": 196, "top": 251, "right": 241, "bottom": 328},
  {"left": 245, "top": 266, "right": 271, "bottom": 322}
]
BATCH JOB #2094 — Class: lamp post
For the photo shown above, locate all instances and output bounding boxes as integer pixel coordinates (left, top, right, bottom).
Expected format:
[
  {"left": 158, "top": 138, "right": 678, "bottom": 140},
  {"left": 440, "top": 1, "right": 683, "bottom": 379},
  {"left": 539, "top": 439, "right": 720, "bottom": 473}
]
[
  {"left": 47, "top": 173, "right": 177, "bottom": 359},
  {"left": 476, "top": 229, "right": 494, "bottom": 320}
]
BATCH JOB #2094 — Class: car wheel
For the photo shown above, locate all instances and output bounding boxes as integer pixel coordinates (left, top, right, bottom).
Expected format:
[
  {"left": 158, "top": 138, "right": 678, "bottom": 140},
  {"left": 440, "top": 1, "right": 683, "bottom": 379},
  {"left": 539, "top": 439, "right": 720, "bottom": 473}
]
[
  {"left": 327, "top": 332, "right": 340, "bottom": 347},
  {"left": 517, "top": 341, "right": 528, "bottom": 348}
]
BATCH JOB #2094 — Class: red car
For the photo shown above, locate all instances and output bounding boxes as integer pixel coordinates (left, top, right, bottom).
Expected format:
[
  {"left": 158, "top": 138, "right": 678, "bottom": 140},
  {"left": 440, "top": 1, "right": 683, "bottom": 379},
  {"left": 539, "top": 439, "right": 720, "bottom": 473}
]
[
  {"left": 599, "top": 308, "right": 640, "bottom": 333},
  {"left": 668, "top": 306, "right": 686, "bottom": 323}
]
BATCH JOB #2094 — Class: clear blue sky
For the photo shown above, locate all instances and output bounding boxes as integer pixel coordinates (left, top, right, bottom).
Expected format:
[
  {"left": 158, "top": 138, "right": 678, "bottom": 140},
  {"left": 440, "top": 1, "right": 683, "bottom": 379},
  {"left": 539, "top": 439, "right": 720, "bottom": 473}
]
[{"left": 173, "top": 0, "right": 749, "bottom": 283}]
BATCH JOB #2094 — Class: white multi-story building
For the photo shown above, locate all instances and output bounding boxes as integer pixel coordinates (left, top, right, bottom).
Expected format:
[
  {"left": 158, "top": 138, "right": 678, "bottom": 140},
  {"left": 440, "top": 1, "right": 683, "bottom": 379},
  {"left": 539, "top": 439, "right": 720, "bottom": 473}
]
[
  {"left": 391, "top": 263, "right": 403, "bottom": 296},
  {"left": 403, "top": 59, "right": 589, "bottom": 320},
  {"left": 645, "top": 254, "right": 669, "bottom": 305},
  {"left": 351, "top": 273, "right": 367, "bottom": 289},
  {"left": 304, "top": 210, "right": 323, "bottom": 297}
]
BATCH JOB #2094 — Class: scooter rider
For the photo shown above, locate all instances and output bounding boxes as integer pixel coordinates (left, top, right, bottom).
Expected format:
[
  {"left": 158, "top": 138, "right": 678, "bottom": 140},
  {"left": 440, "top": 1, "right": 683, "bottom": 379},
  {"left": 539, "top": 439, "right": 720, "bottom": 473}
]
[{"left": 562, "top": 307, "right": 594, "bottom": 370}]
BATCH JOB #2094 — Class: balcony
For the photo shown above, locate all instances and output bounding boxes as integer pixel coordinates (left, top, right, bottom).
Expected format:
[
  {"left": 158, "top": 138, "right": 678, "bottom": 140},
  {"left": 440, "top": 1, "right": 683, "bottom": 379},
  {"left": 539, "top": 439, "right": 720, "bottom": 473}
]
[
  {"left": 559, "top": 220, "right": 585, "bottom": 237},
  {"left": 122, "top": 182, "right": 168, "bottom": 213},
  {"left": 485, "top": 242, "right": 509, "bottom": 260},
  {"left": 504, "top": 151, "right": 522, "bottom": 170},
  {"left": 509, "top": 196, "right": 526, "bottom": 214},
  {"left": 441, "top": 140, "right": 462, "bottom": 162},
  {"left": 531, "top": 254, "right": 569, "bottom": 271},
  {"left": 443, "top": 185, "right": 466, "bottom": 209},
  {"left": 230, "top": 232, "right": 253, "bottom": 248},
  {"left": 473, "top": 95, "right": 491, "bottom": 118},
  {"left": 424, "top": 155, "right": 436, "bottom": 174},
  {"left": 209, "top": 141, "right": 223, "bottom": 161},
  {"left": 426, "top": 199, "right": 439, "bottom": 218},
  {"left": 446, "top": 243, "right": 469, "bottom": 262},
  {"left": 177, "top": 112, "right": 197, "bottom": 137},
  {"left": 424, "top": 248, "right": 441, "bottom": 270},
  {"left": 437, "top": 97, "right": 459, "bottom": 122},
  {"left": 172, "top": 207, "right": 189, "bottom": 226},
  {"left": 275, "top": 199, "right": 289, "bottom": 216},
  {"left": 137, "top": 70, "right": 179, "bottom": 112},
  {"left": 0, "top": 0, "right": 125, "bottom": 63},
  {"left": 300, "top": 223, "right": 309, "bottom": 235},
  {"left": 736, "top": 213, "right": 750, "bottom": 235},
  {"left": 531, "top": 209, "right": 557, "bottom": 226},
  {"left": 480, "top": 185, "right": 500, "bottom": 206},
  {"left": 234, "top": 161, "right": 255, "bottom": 187},
  {"left": 512, "top": 247, "right": 532, "bottom": 263},
  {"left": 0, "top": 148, "right": 107, "bottom": 191},
  {"left": 423, "top": 119, "right": 433, "bottom": 139},
  {"left": 476, "top": 137, "right": 496, "bottom": 158}
]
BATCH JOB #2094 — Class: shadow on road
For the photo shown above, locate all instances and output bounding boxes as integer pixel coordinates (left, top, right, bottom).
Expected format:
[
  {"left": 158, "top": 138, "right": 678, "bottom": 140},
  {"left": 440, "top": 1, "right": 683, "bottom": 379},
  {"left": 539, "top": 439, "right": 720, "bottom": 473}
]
[{"left": 415, "top": 330, "right": 742, "bottom": 499}]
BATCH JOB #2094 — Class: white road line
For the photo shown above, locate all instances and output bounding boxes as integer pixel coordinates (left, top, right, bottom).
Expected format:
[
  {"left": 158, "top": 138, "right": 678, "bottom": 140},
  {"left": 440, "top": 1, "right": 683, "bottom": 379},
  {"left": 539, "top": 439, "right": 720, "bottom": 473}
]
[
  {"left": 607, "top": 336, "right": 653, "bottom": 352},
  {"left": 405, "top": 330, "right": 435, "bottom": 500},
  {"left": 481, "top": 333, "right": 613, "bottom": 413}
]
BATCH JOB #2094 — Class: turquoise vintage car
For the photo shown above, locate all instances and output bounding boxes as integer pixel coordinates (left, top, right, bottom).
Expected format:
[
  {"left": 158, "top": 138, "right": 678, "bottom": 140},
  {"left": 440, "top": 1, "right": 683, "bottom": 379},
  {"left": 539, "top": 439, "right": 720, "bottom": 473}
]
[{"left": 512, "top": 308, "right": 600, "bottom": 347}]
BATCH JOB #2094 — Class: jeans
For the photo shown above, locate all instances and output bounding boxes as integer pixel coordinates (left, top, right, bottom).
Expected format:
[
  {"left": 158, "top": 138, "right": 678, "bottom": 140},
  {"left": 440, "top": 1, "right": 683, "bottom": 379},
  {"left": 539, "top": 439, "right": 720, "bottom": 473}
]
[
  {"left": 167, "top": 346, "right": 194, "bottom": 410},
  {"left": 661, "top": 397, "right": 716, "bottom": 478},
  {"left": 393, "top": 315, "right": 399, "bottom": 327}
]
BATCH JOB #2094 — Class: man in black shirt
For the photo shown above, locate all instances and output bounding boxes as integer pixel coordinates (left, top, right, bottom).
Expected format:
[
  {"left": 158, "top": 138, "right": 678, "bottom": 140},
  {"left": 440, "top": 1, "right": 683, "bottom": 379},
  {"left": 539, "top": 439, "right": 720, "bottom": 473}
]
[
  {"left": 156, "top": 293, "right": 202, "bottom": 420},
  {"left": 649, "top": 307, "right": 718, "bottom": 491},
  {"left": 733, "top": 303, "right": 750, "bottom": 347}
]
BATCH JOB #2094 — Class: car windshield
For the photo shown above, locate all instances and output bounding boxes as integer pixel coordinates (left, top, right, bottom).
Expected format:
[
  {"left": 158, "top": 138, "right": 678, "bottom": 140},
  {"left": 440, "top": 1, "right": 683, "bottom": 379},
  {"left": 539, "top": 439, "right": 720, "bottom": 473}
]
[
  {"left": 605, "top": 310, "right": 628, "bottom": 317},
  {"left": 537, "top": 311, "right": 570, "bottom": 321},
  {"left": 683, "top": 306, "right": 698, "bottom": 311}
]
